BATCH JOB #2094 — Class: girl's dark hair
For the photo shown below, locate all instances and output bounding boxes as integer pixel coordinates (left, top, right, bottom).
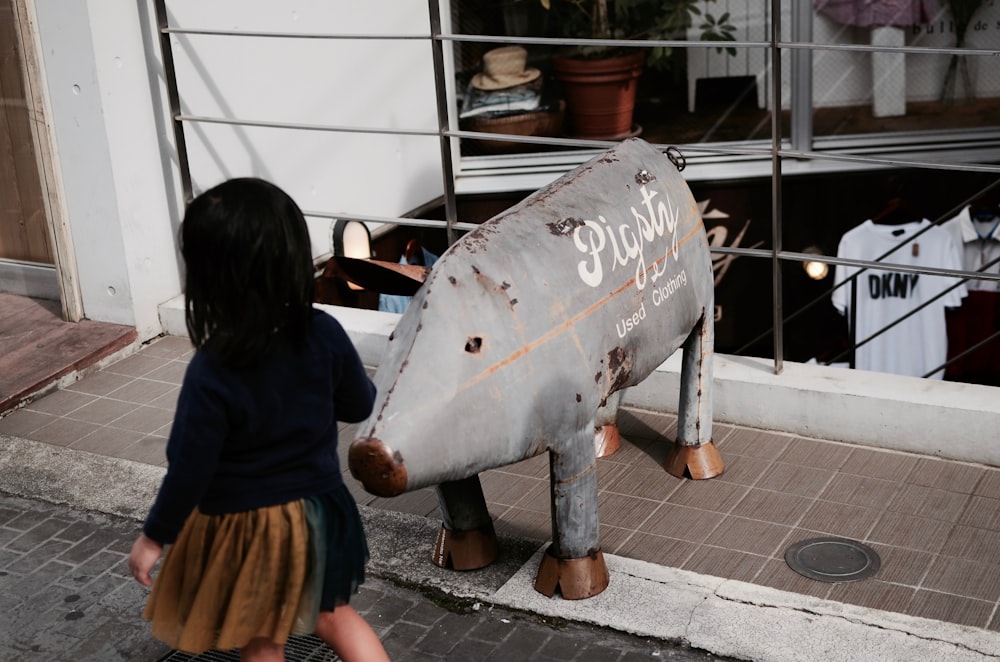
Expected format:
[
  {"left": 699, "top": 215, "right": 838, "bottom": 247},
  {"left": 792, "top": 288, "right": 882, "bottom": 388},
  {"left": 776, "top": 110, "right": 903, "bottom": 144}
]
[{"left": 181, "top": 178, "right": 315, "bottom": 366}]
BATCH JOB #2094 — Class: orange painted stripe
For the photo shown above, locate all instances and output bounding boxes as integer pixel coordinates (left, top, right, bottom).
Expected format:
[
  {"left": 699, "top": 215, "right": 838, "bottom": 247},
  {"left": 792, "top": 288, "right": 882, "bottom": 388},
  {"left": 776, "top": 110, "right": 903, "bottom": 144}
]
[{"left": 461, "top": 219, "right": 705, "bottom": 390}]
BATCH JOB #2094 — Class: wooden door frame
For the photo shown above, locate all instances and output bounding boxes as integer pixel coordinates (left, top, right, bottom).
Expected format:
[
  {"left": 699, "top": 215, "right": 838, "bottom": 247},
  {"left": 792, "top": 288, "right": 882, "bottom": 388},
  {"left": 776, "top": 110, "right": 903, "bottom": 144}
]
[{"left": 10, "top": 0, "right": 82, "bottom": 321}]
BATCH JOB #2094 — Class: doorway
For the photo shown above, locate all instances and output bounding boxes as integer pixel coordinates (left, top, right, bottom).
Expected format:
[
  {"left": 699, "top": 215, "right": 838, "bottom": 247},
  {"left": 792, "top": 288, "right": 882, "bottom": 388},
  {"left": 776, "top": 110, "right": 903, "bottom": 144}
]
[{"left": 0, "top": 0, "right": 58, "bottom": 300}]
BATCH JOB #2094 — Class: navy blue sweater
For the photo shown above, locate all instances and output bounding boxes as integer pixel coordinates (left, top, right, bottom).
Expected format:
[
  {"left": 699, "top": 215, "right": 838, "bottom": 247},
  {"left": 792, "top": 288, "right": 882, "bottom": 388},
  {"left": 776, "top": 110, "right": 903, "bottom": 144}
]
[{"left": 143, "top": 310, "right": 376, "bottom": 544}]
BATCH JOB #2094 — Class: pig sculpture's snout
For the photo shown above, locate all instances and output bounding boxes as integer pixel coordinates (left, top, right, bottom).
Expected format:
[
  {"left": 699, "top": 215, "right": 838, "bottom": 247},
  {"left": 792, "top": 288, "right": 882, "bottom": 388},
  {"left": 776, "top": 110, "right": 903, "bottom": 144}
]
[{"left": 348, "top": 437, "right": 408, "bottom": 497}]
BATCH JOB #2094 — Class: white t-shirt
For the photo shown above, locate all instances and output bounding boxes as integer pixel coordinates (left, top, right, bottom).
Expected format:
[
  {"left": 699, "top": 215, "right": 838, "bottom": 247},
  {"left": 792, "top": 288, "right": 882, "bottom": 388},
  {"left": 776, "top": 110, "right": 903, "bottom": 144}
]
[{"left": 832, "top": 219, "right": 967, "bottom": 379}]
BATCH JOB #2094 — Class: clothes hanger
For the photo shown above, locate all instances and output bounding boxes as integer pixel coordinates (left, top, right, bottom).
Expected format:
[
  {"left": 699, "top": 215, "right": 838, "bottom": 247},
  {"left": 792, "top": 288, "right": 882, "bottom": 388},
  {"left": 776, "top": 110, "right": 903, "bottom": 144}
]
[{"left": 871, "top": 196, "right": 921, "bottom": 225}]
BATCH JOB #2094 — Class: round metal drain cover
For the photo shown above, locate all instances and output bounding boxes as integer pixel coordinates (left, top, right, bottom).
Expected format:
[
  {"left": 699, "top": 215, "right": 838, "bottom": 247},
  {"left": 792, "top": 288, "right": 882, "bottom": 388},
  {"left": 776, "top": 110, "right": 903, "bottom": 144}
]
[{"left": 784, "top": 537, "right": 881, "bottom": 583}]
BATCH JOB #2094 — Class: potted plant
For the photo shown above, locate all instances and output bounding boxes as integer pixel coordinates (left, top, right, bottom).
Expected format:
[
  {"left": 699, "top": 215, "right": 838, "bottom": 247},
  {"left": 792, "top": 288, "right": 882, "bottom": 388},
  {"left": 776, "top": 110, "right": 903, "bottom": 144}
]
[{"left": 533, "top": 0, "right": 735, "bottom": 139}]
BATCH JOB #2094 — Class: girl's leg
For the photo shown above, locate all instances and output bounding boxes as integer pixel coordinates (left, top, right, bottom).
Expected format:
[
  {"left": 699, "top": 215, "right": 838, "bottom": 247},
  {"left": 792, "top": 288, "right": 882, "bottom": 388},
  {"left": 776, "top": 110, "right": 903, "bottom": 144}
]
[
  {"left": 315, "top": 605, "right": 390, "bottom": 662},
  {"left": 240, "top": 637, "right": 284, "bottom": 662}
]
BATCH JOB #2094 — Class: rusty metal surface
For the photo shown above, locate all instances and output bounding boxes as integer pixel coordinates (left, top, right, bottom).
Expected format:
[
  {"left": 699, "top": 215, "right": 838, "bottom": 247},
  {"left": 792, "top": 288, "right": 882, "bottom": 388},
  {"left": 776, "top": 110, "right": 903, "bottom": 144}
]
[
  {"left": 533, "top": 547, "right": 611, "bottom": 600},
  {"left": 350, "top": 137, "right": 714, "bottom": 495}
]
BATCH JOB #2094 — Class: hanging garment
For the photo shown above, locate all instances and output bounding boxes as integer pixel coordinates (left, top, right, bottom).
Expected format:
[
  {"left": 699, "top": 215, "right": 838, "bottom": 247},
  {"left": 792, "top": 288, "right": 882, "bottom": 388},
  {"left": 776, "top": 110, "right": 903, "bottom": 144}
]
[
  {"left": 813, "top": 0, "right": 940, "bottom": 27},
  {"left": 832, "top": 219, "right": 966, "bottom": 378},
  {"left": 941, "top": 206, "right": 1000, "bottom": 383}
]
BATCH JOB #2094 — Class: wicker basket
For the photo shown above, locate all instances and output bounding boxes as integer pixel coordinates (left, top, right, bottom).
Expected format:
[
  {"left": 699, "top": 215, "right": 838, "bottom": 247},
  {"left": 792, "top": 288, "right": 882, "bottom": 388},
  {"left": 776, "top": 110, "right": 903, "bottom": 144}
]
[{"left": 463, "top": 101, "right": 565, "bottom": 154}]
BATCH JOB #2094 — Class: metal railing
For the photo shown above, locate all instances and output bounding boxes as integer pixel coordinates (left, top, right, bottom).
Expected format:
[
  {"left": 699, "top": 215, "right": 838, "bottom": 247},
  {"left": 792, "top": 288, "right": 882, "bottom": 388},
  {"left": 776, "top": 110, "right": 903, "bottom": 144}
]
[{"left": 154, "top": 0, "right": 1000, "bottom": 383}]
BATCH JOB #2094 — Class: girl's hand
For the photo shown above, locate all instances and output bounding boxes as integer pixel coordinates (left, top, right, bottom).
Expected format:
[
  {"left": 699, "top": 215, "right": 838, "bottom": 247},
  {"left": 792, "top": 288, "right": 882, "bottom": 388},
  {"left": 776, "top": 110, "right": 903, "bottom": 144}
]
[{"left": 128, "top": 533, "right": 164, "bottom": 587}]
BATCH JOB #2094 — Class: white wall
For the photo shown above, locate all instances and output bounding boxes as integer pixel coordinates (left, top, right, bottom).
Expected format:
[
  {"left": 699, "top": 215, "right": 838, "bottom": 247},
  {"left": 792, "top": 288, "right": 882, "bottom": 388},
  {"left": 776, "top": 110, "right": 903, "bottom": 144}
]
[
  {"left": 164, "top": 0, "right": 444, "bottom": 259},
  {"left": 32, "top": 0, "right": 182, "bottom": 337},
  {"left": 31, "top": 0, "right": 443, "bottom": 338}
]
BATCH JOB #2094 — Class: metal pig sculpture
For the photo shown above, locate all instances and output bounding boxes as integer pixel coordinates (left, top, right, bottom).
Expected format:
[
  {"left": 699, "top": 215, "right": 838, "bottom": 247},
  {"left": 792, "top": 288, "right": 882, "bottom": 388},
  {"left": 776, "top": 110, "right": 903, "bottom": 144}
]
[{"left": 349, "top": 138, "right": 721, "bottom": 600}]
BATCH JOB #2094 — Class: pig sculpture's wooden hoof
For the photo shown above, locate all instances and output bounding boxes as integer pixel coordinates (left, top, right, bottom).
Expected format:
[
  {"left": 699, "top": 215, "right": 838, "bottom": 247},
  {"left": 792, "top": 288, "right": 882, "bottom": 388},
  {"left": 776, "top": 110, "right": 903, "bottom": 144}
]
[
  {"left": 432, "top": 522, "right": 498, "bottom": 571},
  {"left": 664, "top": 441, "right": 724, "bottom": 480},
  {"left": 533, "top": 546, "right": 610, "bottom": 600},
  {"left": 594, "top": 424, "right": 621, "bottom": 458}
]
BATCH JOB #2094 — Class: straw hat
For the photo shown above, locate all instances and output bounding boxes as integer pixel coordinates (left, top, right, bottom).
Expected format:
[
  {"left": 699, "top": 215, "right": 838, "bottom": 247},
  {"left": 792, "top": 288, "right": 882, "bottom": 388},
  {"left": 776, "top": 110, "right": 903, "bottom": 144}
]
[{"left": 471, "top": 46, "right": 541, "bottom": 91}]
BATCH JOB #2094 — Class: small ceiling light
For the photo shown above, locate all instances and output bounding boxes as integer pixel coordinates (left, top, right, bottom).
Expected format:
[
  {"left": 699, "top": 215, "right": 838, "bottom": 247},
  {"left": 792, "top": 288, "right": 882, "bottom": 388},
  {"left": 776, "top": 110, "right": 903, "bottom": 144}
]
[
  {"left": 331, "top": 219, "right": 373, "bottom": 290},
  {"left": 802, "top": 246, "right": 829, "bottom": 281}
]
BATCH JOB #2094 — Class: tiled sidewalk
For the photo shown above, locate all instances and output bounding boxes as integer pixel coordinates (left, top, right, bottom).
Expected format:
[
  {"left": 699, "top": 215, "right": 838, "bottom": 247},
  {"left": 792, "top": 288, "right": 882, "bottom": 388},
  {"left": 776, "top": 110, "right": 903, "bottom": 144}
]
[
  {"left": 1, "top": 335, "right": 998, "bottom": 633},
  {"left": 2, "top": 493, "right": 721, "bottom": 662}
]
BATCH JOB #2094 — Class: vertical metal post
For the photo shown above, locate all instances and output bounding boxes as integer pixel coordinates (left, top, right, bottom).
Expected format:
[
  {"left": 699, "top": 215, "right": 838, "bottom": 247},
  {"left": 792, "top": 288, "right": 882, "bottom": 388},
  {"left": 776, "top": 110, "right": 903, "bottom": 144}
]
[
  {"left": 770, "top": 0, "right": 784, "bottom": 374},
  {"left": 428, "top": 0, "right": 459, "bottom": 247},
  {"left": 790, "top": 0, "right": 813, "bottom": 152},
  {"left": 152, "top": 0, "right": 192, "bottom": 204}
]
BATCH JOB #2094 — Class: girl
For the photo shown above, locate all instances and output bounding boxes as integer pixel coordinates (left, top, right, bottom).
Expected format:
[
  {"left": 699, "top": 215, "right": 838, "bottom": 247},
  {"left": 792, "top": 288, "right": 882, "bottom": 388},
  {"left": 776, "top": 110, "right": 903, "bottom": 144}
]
[{"left": 128, "top": 178, "right": 390, "bottom": 662}]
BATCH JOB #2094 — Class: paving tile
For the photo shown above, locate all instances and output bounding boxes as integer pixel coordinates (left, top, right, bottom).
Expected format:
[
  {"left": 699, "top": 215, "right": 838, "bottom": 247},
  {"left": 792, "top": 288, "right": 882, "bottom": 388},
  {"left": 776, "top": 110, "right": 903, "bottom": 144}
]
[
  {"left": 841, "top": 446, "right": 919, "bottom": 482},
  {"left": 106, "top": 404, "right": 175, "bottom": 434},
  {"left": 958, "top": 495, "right": 1000, "bottom": 530},
  {"left": 494, "top": 507, "right": 550, "bottom": 542},
  {"left": 887, "top": 483, "right": 972, "bottom": 522},
  {"left": 136, "top": 361, "right": 188, "bottom": 385},
  {"left": 63, "top": 397, "right": 138, "bottom": 425},
  {"left": 939, "top": 524, "right": 1000, "bottom": 562},
  {"left": 101, "top": 353, "right": 173, "bottom": 378},
  {"left": 756, "top": 462, "right": 835, "bottom": 497},
  {"left": 603, "top": 435, "right": 664, "bottom": 469},
  {"left": 906, "top": 457, "right": 986, "bottom": 494},
  {"left": 23, "top": 389, "right": 97, "bottom": 416},
  {"left": 921, "top": 556, "right": 1000, "bottom": 603},
  {"left": 138, "top": 336, "right": 194, "bottom": 360},
  {"left": 598, "top": 492, "right": 658, "bottom": 531},
  {"left": 69, "top": 428, "right": 146, "bottom": 456},
  {"left": 667, "top": 477, "right": 750, "bottom": 514},
  {"left": 642, "top": 502, "right": 726, "bottom": 544},
  {"left": 147, "top": 386, "right": 181, "bottom": 411},
  {"left": 65, "top": 371, "right": 136, "bottom": 397},
  {"left": 825, "top": 579, "right": 916, "bottom": 614},
  {"left": 6, "top": 517, "right": 72, "bottom": 552},
  {"left": 25, "top": 417, "right": 102, "bottom": 447},
  {"left": 819, "top": 472, "right": 900, "bottom": 509},
  {"left": 598, "top": 523, "right": 635, "bottom": 554},
  {"left": 595, "top": 457, "right": 630, "bottom": 486},
  {"left": 614, "top": 531, "right": 697, "bottom": 568},
  {"left": 116, "top": 435, "right": 168, "bottom": 465},
  {"left": 754, "top": 558, "right": 832, "bottom": 599},
  {"left": 480, "top": 470, "right": 545, "bottom": 508},
  {"left": 501, "top": 453, "right": 549, "bottom": 479},
  {"left": 796, "top": 500, "right": 881, "bottom": 540},
  {"left": 682, "top": 545, "right": 766, "bottom": 582},
  {"left": 730, "top": 488, "right": 813, "bottom": 527},
  {"left": 617, "top": 408, "right": 677, "bottom": 441},
  {"left": 906, "top": 590, "right": 994, "bottom": 629},
  {"left": 411, "top": 611, "right": 471, "bottom": 657},
  {"left": 711, "top": 453, "right": 770, "bottom": 487},
  {"left": 866, "top": 511, "right": 954, "bottom": 554},
  {"left": 973, "top": 468, "right": 1000, "bottom": 498},
  {"left": 603, "top": 462, "right": 683, "bottom": 501},
  {"left": 704, "top": 516, "right": 793, "bottom": 558},
  {"left": 862, "top": 543, "right": 934, "bottom": 587},
  {"left": 0, "top": 408, "right": 57, "bottom": 436},
  {"left": 105, "top": 378, "right": 179, "bottom": 406},
  {"left": 511, "top": 479, "right": 550, "bottom": 514},
  {"left": 777, "top": 438, "right": 850, "bottom": 471},
  {"left": 717, "top": 429, "right": 792, "bottom": 461}
]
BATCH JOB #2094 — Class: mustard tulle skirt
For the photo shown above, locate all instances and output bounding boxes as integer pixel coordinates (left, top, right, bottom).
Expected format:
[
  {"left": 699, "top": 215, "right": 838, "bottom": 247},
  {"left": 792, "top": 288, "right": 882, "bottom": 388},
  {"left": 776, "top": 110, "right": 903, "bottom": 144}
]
[{"left": 143, "top": 485, "right": 369, "bottom": 654}]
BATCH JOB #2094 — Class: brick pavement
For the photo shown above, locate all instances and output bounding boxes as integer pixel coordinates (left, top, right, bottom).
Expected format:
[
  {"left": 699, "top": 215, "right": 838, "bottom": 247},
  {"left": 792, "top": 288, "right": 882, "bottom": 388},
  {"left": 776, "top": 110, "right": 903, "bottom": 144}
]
[{"left": 0, "top": 492, "right": 734, "bottom": 661}]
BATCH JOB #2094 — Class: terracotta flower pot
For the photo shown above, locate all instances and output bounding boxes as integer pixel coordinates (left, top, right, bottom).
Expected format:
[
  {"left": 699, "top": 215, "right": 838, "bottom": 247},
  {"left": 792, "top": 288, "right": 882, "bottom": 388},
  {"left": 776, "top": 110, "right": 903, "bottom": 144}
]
[{"left": 551, "top": 51, "right": 644, "bottom": 140}]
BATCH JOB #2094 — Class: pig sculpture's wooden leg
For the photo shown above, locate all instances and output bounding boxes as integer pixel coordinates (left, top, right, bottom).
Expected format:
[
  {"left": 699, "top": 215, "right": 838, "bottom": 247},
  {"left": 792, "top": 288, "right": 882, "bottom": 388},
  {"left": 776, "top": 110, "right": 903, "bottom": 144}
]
[
  {"left": 665, "top": 309, "right": 724, "bottom": 479},
  {"left": 432, "top": 474, "right": 498, "bottom": 571},
  {"left": 594, "top": 390, "right": 622, "bottom": 459},
  {"left": 534, "top": 426, "right": 610, "bottom": 599}
]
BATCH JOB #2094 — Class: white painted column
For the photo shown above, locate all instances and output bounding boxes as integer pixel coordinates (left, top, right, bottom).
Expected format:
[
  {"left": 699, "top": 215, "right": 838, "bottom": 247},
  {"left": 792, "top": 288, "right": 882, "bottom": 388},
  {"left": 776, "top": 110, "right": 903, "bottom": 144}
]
[{"left": 871, "top": 26, "right": 906, "bottom": 118}]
